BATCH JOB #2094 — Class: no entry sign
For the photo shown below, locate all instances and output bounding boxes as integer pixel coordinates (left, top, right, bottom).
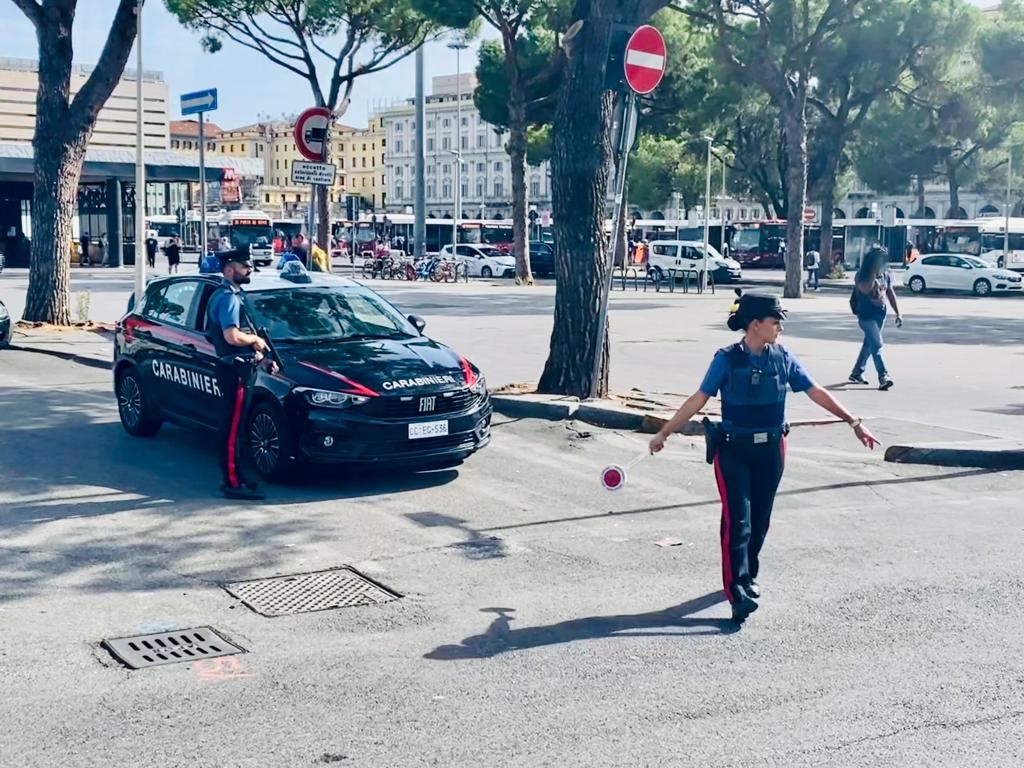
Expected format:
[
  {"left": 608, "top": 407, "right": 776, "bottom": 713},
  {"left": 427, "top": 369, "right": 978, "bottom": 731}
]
[
  {"left": 294, "top": 106, "right": 332, "bottom": 161},
  {"left": 623, "top": 25, "right": 667, "bottom": 95}
]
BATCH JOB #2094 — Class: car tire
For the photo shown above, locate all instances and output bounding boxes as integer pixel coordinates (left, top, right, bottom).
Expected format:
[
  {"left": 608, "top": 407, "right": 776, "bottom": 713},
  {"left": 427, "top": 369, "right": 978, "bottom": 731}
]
[
  {"left": 116, "top": 367, "right": 162, "bottom": 437},
  {"left": 481, "top": 266, "right": 493, "bottom": 279},
  {"left": 973, "top": 278, "right": 992, "bottom": 297},
  {"left": 246, "top": 401, "right": 295, "bottom": 483},
  {"left": 908, "top": 276, "right": 926, "bottom": 294}
]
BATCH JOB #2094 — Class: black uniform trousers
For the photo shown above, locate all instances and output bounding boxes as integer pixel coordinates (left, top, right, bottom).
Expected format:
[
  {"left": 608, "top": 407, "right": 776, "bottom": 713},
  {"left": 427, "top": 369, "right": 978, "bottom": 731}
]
[
  {"left": 216, "top": 359, "right": 256, "bottom": 489},
  {"left": 712, "top": 431, "right": 787, "bottom": 603}
]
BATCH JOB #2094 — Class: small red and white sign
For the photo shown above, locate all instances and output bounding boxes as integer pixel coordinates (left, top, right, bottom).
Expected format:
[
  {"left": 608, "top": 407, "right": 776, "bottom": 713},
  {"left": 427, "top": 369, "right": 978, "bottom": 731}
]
[
  {"left": 601, "top": 464, "right": 627, "bottom": 491},
  {"left": 803, "top": 207, "right": 817, "bottom": 222},
  {"left": 294, "top": 106, "right": 332, "bottom": 161},
  {"left": 624, "top": 25, "right": 667, "bottom": 95}
]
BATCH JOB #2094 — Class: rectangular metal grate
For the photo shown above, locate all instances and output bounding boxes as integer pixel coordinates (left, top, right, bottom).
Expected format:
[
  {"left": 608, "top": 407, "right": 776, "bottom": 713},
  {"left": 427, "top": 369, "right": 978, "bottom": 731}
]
[
  {"left": 102, "top": 626, "right": 244, "bottom": 670},
  {"left": 223, "top": 567, "right": 401, "bottom": 617}
]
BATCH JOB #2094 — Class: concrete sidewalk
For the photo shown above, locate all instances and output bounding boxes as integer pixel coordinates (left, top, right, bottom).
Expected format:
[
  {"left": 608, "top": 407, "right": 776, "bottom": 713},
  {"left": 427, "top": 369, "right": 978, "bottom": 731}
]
[{"left": 6, "top": 323, "right": 113, "bottom": 369}]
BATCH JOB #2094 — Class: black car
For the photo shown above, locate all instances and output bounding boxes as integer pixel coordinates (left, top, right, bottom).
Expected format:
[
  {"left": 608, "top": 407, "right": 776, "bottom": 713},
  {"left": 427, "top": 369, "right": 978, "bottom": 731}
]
[
  {"left": 113, "top": 266, "right": 491, "bottom": 481},
  {"left": 0, "top": 298, "right": 9, "bottom": 346},
  {"left": 529, "top": 241, "right": 556, "bottom": 278}
]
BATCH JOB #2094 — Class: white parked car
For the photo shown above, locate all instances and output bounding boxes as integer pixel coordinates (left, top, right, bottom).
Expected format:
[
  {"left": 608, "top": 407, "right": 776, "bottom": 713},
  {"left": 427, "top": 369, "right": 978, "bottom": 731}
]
[
  {"left": 903, "top": 253, "right": 1023, "bottom": 296},
  {"left": 441, "top": 244, "right": 516, "bottom": 278},
  {"left": 645, "top": 240, "right": 742, "bottom": 283}
]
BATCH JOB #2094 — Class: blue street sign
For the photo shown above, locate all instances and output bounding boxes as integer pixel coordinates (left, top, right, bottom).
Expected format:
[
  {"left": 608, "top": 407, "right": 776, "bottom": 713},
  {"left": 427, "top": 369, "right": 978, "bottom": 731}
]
[{"left": 180, "top": 88, "right": 218, "bottom": 116}]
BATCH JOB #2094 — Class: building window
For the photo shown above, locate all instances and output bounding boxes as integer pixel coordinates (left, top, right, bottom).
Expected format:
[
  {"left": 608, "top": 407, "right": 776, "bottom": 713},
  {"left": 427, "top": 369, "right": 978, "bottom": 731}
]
[
  {"left": 395, "top": 166, "right": 403, "bottom": 177},
  {"left": 477, "top": 162, "right": 485, "bottom": 173},
  {"left": 740, "top": 208, "right": 747, "bottom": 219},
  {"left": 477, "top": 135, "right": 485, "bottom": 149},
  {"left": 711, "top": 207, "right": 719, "bottom": 218},
  {"left": 339, "top": 157, "right": 345, "bottom": 169},
  {"left": 443, "top": 118, "right": 450, "bottom": 128},
  {"left": 265, "top": 194, "right": 270, "bottom": 203},
  {"left": 476, "top": 179, "right": 484, "bottom": 197},
  {"left": 362, "top": 178, "right": 367, "bottom": 187},
  {"left": 428, "top": 183, "right": 436, "bottom": 198},
  {"left": 461, "top": 136, "right": 468, "bottom": 150},
  {"left": 462, "top": 182, "right": 468, "bottom": 197},
  {"left": 530, "top": 179, "right": 540, "bottom": 198},
  {"left": 362, "top": 143, "right": 366, "bottom": 151},
  {"left": 442, "top": 182, "right": 451, "bottom": 199},
  {"left": 296, "top": 195, "right": 301, "bottom": 202},
  {"left": 494, "top": 180, "right": 503, "bottom": 197},
  {"left": 726, "top": 208, "right": 733, "bottom": 219},
  {"left": 396, "top": 183, "right": 404, "bottom": 199},
  {"left": 395, "top": 140, "right": 402, "bottom": 152},
  {"left": 361, "top": 157, "right": 366, "bottom": 168},
  {"left": 427, "top": 138, "right": 435, "bottom": 152},
  {"left": 442, "top": 163, "right": 450, "bottom": 174},
  {"left": 275, "top": 160, "right": 280, "bottom": 170},
  {"left": 461, "top": 116, "right": 468, "bottom": 127},
  {"left": 230, "top": 144, "right": 235, "bottom": 152},
  {"left": 427, "top": 120, "right": 433, "bottom": 129},
  {"left": 442, "top": 137, "right": 450, "bottom": 151}
]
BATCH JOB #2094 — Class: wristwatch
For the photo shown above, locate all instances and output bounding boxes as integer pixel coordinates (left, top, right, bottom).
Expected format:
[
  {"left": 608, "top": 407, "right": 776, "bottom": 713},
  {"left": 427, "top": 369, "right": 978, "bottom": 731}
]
[{"left": 849, "top": 418, "right": 863, "bottom": 429}]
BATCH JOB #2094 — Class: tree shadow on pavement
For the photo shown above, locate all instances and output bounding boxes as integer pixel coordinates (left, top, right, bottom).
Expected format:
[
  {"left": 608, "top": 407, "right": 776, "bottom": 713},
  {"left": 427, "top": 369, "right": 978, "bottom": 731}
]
[
  {"left": 404, "top": 511, "right": 507, "bottom": 561},
  {"left": 424, "top": 591, "right": 736, "bottom": 660}
]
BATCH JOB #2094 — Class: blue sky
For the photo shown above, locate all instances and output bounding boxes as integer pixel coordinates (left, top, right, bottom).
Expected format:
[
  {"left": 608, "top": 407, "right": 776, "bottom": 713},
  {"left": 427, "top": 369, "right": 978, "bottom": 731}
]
[
  {"left": 1, "top": 1, "right": 489, "bottom": 130},
  {"left": 1, "top": 1, "right": 994, "bottom": 132}
]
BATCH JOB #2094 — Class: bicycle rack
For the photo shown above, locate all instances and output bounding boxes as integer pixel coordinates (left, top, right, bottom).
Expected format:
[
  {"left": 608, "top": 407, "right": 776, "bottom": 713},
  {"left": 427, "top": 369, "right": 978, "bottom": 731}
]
[{"left": 616, "top": 267, "right": 640, "bottom": 291}]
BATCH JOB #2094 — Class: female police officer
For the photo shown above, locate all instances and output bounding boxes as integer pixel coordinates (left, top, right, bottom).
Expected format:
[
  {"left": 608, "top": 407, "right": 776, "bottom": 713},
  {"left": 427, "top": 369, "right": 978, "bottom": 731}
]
[{"left": 649, "top": 292, "right": 879, "bottom": 624}]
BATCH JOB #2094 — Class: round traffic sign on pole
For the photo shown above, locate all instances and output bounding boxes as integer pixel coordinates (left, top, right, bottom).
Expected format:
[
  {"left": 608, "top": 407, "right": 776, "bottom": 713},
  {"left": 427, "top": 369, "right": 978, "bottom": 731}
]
[
  {"left": 294, "top": 106, "right": 332, "bottom": 161},
  {"left": 623, "top": 25, "right": 667, "bottom": 95}
]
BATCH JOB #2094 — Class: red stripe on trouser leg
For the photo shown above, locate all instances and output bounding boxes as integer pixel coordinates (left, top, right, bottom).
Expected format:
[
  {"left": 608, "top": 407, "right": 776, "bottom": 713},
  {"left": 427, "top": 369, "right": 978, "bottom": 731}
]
[
  {"left": 713, "top": 454, "right": 734, "bottom": 603},
  {"left": 226, "top": 381, "right": 245, "bottom": 488}
]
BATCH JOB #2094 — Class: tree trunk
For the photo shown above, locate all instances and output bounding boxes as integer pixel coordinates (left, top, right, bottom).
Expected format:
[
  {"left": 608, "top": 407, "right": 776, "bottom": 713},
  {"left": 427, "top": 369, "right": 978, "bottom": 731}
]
[
  {"left": 782, "top": 97, "right": 808, "bottom": 299},
  {"left": 507, "top": 79, "right": 533, "bottom": 284},
  {"left": 947, "top": 162, "right": 962, "bottom": 218},
  {"left": 537, "top": 11, "right": 616, "bottom": 398},
  {"left": 916, "top": 176, "right": 926, "bottom": 216},
  {"left": 817, "top": 132, "right": 842, "bottom": 277},
  {"left": 24, "top": 136, "right": 86, "bottom": 324}
]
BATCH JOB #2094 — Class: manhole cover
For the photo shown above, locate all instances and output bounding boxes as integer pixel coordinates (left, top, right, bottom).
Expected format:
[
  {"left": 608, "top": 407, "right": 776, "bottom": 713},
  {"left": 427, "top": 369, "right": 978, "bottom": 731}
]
[
  {"left": 223, "top": 567, "right": 400, "bottom": 617},
  {"left": 102, "top": 626, "right": 244, "bottom": 670}
]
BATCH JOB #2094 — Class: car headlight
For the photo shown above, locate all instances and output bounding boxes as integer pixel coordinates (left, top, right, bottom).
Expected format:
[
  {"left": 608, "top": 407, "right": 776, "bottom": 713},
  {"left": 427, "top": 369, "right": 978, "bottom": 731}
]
[
  {"left": 995, "top": 273, "right": 1017, "bottom": 280},
  {"left": 469, "top": 373, "right": 487, "bottom": 396},
  {"left": 295, "top": 387, "right": 369, "bottom": 408}
]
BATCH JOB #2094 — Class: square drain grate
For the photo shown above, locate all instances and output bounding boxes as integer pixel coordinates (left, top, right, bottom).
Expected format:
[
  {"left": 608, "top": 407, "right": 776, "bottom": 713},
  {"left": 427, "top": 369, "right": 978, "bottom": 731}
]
[
  {"left": 223, "top": 567, "right": 401, "bottom": 617},
  {"left": 102, "top": 626, "right": 244, "bottom": 670}
]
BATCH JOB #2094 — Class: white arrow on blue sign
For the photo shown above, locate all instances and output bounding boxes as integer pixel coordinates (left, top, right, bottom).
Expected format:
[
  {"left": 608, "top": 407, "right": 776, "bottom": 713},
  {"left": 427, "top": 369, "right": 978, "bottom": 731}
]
[{"left": 180, "top": 88, "right": 218, "bottom": 116}]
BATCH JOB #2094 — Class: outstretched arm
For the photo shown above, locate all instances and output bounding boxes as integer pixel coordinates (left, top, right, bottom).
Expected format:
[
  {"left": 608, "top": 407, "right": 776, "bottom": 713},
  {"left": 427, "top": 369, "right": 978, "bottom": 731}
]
[
  {"left": 806, "top": 386, "right": 879, "bottom": 449},
  {"left": 649, "top": 391, "right": 711, "bottom": 453}
]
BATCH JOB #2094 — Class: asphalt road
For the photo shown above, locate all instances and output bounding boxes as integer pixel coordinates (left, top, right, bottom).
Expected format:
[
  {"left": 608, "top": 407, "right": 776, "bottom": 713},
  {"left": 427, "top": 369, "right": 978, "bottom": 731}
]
[{"left": 1, "top": 352, "right": 1023, "bottom": 767}]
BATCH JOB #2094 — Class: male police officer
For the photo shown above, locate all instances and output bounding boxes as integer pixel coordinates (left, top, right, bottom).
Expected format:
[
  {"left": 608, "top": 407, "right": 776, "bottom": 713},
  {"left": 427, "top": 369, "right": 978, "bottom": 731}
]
[
  {"left": 650, "top": 292, "right": 879, "bottom": 624},
  {"left": 207, "top": 247, "right": 269, "bottom": 500}
]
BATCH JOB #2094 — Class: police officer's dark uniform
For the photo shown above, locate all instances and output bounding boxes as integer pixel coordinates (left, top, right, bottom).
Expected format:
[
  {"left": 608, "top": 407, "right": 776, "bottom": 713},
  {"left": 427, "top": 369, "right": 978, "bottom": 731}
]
[
  {"left": 206, "top": 248, "right": 266, "bottom": 500},
  {"left": 651, "top": 292, "right": 878, "bottom": 624},
  {"left": 144, "top": 236, "right": 159, "bottom": 268},
  {"left": 699, "top": 294, "right": 816, "bottom": 623}
]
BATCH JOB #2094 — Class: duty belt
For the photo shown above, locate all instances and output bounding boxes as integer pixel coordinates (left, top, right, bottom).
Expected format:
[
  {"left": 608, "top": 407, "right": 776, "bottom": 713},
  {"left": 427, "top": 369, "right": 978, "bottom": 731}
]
[{"left": 703, "top": 417, "right": 789, "bottom": 464}]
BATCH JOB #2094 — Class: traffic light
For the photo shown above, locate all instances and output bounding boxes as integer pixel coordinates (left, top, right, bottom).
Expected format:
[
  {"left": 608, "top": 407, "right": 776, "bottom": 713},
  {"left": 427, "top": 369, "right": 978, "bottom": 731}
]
[{"left": 604, "top": 24, "right": 634, "bottom": 91}]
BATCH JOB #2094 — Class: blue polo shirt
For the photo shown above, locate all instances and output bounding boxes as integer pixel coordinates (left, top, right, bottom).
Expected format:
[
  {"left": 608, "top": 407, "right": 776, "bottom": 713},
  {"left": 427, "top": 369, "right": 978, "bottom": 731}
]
[{"left": 207, "top": 279, "right": 245, "bottom": 357}]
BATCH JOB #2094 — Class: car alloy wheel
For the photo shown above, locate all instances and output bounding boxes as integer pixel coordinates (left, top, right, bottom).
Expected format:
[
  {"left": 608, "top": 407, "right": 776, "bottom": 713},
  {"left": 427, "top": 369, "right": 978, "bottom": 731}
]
[
  {"left": 973, "top": 278, "right": 991, "bottom": 296},
  {"left": 249, "top": 411, "right": 281, "bottom": 476},
  {"left": 118, "top": 374, "right": 142, "bottom": 428},
  {"left": 481, "top": 266, "right": 493, "bottom": 278},
  {"left": 908, "top": 276, "right": 925, "bottom": 293}
]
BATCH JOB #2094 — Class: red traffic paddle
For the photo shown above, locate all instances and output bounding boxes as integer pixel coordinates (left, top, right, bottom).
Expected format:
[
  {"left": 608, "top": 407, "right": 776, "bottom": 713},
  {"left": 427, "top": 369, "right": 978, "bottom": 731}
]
[{"left": 600, "top": 450, "right": 651, "bottom": 491}]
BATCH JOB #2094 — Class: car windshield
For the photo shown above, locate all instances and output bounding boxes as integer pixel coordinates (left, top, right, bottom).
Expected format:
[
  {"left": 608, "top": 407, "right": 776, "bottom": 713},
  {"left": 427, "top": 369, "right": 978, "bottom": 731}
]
[
  {"left": 479, "top": 247, "right": 503, "bottom": 258},
  {"left": 245, "top": 286, "right": 417, "bottom": 343},
  {"left": 732, "top": 229, "right": 760, "bottom": 251}
]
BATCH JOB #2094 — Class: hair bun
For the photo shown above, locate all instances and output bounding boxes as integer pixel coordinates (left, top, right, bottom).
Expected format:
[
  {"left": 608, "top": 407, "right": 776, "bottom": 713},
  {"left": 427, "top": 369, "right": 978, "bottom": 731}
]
[{"left": 727, "top": 314, "right": 743, "bottom": 332}]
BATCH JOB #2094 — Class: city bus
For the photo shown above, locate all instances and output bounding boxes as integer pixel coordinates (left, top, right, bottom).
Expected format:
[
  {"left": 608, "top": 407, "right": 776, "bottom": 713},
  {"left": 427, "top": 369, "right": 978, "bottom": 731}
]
[
  {"left": 145, "top": 213, "right": 204, "bottom": 253},
  {"left": 729, "top": 220, "right": 788, "bottom": 267},
  {"left": 375, "top": 214, "right": 492, "bottom": 254},
  {"left": 272, "top": 218, "right": 305, "bottom": 253},
  {"left": 207, "top": 209, "right": 275, "bottom": 265},
  {"left": 978, "top": 218, "right": 1024, "bottom": 270}
]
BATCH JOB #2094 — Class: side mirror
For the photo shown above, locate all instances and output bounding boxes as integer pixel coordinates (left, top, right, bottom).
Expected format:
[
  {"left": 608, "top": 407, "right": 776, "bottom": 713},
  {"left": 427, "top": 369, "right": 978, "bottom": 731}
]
[{"left": 408, "top": 314, "right": 427, "bottom": 334}]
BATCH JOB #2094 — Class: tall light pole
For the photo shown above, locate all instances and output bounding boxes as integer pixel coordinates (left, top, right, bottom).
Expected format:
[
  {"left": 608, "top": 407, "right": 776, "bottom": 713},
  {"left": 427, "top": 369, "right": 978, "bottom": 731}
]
[
  {"left": 414, "top": 47, "right": 426, "bottom": 258},
  {"left": 702, "top": 136, "right": 713, "bottom": 292},
  {"left": 720, "top": 157, "right": 727, "bottom": 257},
  {"left": 134, "top": 0, "right": 146, "bottom": 298},
  {"left": 447, "top": 36, "right": 468, "bottom": 250},
  {"left": 1005, "top": 150, "right": 1013, "bottom": 265}
]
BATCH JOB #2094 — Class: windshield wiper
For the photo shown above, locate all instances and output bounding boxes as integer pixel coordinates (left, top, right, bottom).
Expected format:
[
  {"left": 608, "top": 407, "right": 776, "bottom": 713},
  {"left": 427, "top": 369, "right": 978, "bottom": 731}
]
[{"left": 340, "top": 332, "right": 412, "bottom": 341}]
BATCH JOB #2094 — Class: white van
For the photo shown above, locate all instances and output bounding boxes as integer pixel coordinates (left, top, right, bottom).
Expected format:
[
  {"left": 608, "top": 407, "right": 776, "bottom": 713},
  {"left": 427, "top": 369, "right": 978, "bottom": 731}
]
[{"left": 645, "top": 240, "right": 742, "bottom": 284}]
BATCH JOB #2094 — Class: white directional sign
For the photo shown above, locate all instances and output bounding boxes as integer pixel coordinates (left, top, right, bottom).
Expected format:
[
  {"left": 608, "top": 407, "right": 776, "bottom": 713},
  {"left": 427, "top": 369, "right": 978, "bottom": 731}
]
[
  {"left": 180, "top": 88, "right": 218, "bottom": 116},
  {"left": 291, "top": 161, "right": 337, "bottom": 186}
]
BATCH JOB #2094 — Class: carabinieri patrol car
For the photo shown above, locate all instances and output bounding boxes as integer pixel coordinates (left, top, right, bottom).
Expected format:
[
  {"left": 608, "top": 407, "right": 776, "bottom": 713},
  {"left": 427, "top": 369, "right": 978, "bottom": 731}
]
[{"left": 113, "top": 263, "right": 491, "bottom": 481}]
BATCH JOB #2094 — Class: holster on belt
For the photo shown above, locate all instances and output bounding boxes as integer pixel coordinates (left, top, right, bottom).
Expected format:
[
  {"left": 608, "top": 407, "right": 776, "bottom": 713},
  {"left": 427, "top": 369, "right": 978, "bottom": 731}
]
[{"left": 702, "top": 417, "right": 719, "bottom": 464}]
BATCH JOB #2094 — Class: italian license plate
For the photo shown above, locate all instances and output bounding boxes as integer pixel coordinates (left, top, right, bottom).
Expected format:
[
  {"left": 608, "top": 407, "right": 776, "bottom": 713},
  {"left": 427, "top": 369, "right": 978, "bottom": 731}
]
[{"left": 408, "top": 420, "right": 449, "bottom": 440}]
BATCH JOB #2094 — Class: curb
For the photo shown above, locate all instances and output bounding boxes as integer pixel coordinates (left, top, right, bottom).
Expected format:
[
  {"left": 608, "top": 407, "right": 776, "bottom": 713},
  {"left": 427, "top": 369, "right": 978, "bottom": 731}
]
[
  {"left": 884, "top": 445, "right": 1024, "bottom": 470},
  {"left": 7, "top": 344, "right": 112, "bottom": 371},
  {"left": 491, "top": 394, "right": 843, "bottom": 436}
]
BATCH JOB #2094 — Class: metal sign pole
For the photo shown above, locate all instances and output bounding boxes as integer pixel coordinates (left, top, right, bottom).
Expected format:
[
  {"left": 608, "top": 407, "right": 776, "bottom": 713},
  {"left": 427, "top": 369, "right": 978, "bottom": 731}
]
[
  {"left": 199, "top": 112, "right": 207, "bottom": 257},
  {"left": 590, "top": 91, "right": 636, "bottom": 399}
]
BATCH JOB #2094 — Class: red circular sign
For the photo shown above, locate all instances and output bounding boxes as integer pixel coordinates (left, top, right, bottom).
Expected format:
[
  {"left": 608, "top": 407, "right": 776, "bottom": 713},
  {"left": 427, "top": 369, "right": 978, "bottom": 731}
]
[
  {"left": 294, "top": 106, "right": 333, "bottom": 161},
  {"left": 624, "top": 25, "right": 667, "bottom": 95},
  {"left": 601, "top": 465, "right": 625, "bottom": 491}
]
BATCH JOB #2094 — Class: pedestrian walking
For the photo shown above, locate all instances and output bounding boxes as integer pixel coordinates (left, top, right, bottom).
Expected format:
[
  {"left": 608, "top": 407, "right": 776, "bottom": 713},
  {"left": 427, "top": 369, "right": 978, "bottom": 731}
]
[
  {"left": 849, "top": 246, "right": 902, "bottom": 390},
  {"left": 164, "top": 236, "right": 181, "bottom": 274},
  {"left": 144, "top": 231, "right": 159, "bottom": 269},
  {"left": 205, "top": 248, "right": 273, "bottom": 500},
  {"left": 649, "top": 291, "right": 879, "bottom": 625},
  {"left": 291, "top": 233, "right": 309, "bottom": 268},
  {"left": 803, "top": 249, "right": 821, "bottom": 291}
]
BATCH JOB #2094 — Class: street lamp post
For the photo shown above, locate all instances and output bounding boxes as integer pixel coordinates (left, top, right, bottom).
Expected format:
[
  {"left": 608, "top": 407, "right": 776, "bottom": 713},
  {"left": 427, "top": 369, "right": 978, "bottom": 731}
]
[
  {"left": 448, "top": 36, "right": 469, "bottom": 251},
  {"left": 702, "top": 136, "right": 713, "bottom": 292},
  {"left": 1006, "top": 151, "right": 1013, "bottom": 264},
  {"left": 134, "top": 0, "right": 146, "bottom": 298}
]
